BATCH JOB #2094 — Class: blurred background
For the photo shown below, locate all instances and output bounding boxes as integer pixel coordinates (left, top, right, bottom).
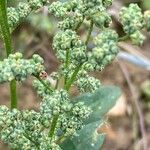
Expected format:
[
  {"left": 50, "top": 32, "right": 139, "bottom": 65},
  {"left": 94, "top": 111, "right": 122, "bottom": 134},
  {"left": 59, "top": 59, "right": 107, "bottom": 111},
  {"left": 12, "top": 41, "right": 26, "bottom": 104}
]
[{"left": 0, "top": 0, "right": 150, "bottom": 149}]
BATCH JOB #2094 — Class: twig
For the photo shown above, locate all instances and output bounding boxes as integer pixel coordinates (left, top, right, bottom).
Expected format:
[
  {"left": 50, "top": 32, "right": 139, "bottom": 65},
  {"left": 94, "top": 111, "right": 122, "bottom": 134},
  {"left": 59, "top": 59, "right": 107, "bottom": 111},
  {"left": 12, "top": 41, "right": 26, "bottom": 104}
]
[
  {"left": 118, "top": 60, "right": 148, "bottom": 150},
  {"left": 0, "top": 1, "right": 17, "bottom": 109}
]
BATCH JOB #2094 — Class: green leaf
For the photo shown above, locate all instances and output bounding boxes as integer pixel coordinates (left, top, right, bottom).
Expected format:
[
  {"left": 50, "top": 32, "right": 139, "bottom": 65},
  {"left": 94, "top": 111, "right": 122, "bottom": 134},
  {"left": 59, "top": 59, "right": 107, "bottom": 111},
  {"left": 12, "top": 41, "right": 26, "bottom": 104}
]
[
  {"left": 60, "top": 139, "right": 76, "bottom": 150},
  {"left": 73, "top": 85, "right": 121, "bottom": 124},
  {"left": 71, "top": 121, "right": 105, "bottom": 150}
]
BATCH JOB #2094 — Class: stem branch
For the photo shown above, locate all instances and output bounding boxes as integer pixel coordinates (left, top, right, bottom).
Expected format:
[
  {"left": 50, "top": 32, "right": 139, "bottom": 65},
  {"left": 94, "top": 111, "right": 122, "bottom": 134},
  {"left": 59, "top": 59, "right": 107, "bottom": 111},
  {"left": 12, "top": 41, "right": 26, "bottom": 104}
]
[
  {"left": 48, "top": 18, "right": 93, "bottom": 140},
  {"left": 34, "top": 75, "right": 53, "bottom": 92},
  {"left": 64, "top": 63, "right": 83, "bottom": 91},
  {"left": 0, "top": 0, "right": 17, "bottom": 109},
  {"left": 48, "top": 115, "right": 59, "bottom": 138}
]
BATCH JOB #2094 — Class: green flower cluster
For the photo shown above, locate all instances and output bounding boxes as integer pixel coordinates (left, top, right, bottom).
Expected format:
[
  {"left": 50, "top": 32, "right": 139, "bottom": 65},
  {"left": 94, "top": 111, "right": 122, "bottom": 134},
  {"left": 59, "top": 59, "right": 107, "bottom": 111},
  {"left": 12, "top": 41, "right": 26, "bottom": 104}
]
[
  {"left": 49, "top": 0, "right": 112, "bottom": 30},
  {"left": 0, "top": 88, "right": 92, "bottom": 149},
  {"left": 75, "top": 75, "right": 101, "bottom": 93},
  {"left": 83, "top": 29, "right": 118, "bottom": 72},
  {"left": 40, "top": 90, "right": 72, "bottom": 117},
  {"left": 0, "top": 52, "right": 44, "bottom": 83},
  {"left": 0, "top": 105, "right": 61, "bottom": 150},
  {"left": 49, "top": 0, "right": 118, "bottom": 93},
  {"left": 7, "top": 0, "right": 48, "bottom": 30},
  {"left": 53, "top": 29, "right": 87, "bottom": 64},
  {"left": 33, "top": 79, "right": 51, "bottom": 97},
  {"left": 144, "top": 10, "right": 150, "bottom": 31},
  {"left": 40, "top": 89, "right": 91, "bottom": 130},
  {"left": 58, "top": 101, "right": 92, "bottom": 136},
  {"left": 119, "top": 4, "right": 145, "bottom": 45}
]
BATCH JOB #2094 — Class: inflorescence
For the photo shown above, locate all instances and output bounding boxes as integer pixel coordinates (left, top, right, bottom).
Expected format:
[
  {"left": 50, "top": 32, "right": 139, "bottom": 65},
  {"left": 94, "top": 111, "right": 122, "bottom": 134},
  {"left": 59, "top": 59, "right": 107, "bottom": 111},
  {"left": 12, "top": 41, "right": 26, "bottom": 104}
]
[
  {"left": 7, "top": 0, "right": 48, "bottom": 31},
  {"left": 119, "top": 3, "right": 145, "bottom": 45},
  {"left": 0, "top": 52, "right": 44, "bottom": 83}
]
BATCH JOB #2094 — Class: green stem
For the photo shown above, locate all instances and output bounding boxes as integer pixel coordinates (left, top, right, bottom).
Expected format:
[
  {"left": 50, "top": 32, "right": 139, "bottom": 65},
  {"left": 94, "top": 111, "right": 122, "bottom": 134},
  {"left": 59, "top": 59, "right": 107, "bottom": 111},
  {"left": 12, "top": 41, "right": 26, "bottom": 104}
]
[
  {"left": 0, "top": 1, "right": 12, "bottom": 56},
  {"left": 0, "top": 0, "right": 17, "bottom": 109},
  {"left": 64, "top": 63, "right": 83, "bottom": 91},
  {"left": 34, "top": 75, "right": 53, "bottom": 92},
  {"left": 85, "top": 20, "right": 93, "bottom": 45},
  {"left": 10, "top": 80, "right": 17, "bottom": 109},
  {"left": 48, "top": 115, "right": 59, "bottom": 138},
  {"left": 64, "top": 49, "right": 70, "bottom": 85}
]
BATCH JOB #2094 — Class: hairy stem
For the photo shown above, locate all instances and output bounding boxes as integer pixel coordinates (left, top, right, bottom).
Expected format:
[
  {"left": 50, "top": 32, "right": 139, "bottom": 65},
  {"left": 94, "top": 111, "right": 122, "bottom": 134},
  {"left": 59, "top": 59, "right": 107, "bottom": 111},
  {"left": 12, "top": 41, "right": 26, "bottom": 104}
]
[{"left": 0, "top": 0, "right": 17, "bottom": 109}]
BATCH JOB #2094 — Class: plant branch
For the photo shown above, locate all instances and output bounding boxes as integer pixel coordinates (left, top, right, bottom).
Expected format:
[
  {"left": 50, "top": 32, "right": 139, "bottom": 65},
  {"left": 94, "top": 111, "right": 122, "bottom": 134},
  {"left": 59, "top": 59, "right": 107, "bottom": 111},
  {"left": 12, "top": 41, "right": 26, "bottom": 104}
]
[
  {"left": 64, "top": 63, "right": 83, "bottom": 91},
  {"left": 0, "top": 0, "right": 17, "bottom": 109},
  {"left": 34, "top": 75, "right": 53, "bottom": 92},
  {"left": 48, "top": 115, "right": 59, "bottom": 138},
  {"left": 0, "top": 1, "right": 12, "bottom": 56},
  {"left": 118, "top": 60, "right": 148, "bottom": 150},
  {"left": 64, "top": 20, "right": 94, "bottom": 91},
  {"left": 10, "top": 80, "right": 17, "bottom": 109},
  {"left": 64, "top": 49, "right": 70, "bottom": 85},
  {"left": 48, "top": 18, "right": 94, "bottom": 140}
]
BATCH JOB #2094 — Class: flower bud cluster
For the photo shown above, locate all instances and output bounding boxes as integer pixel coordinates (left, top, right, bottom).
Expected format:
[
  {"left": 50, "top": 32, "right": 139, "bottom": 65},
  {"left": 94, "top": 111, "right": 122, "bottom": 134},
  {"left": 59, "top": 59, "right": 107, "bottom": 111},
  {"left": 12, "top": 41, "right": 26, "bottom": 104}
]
[
  {"left": 119, "top": 4, "right": 145, "bottom": 45},
  {"left": 40, "top": 88, "right": 92, "bottom": 136},
  {"left": 40, "top": 90, "right": 72, "bottom": 117},
  {"left": 49, "top": 1, "right": 82, "bottom": 30},
  {"left": 48, "top": 1, "right": 68, "bottom": 18},
  {"left": 80, "top": 0, "right": 112, "bottom": 28},
  {"left": 58, "top": 13, "right": 84, "bottom": 30},
  {"left": 0, "top": 105, "right": 62, "bottom": 149},
  {"left": 58, "top": 101, "right": 92, "bottom": 136},
  {"left": 0, "top": 52, "right": 44, "bottom": 83},
  {"left": 86, "top": 29, "right": 118, "bottom": 70},
  {"left": 91, "top": 11, "right": 111, "bottom": 28},
  {"left": 144, "top": 10, "right": 150, "bottom": 31},
  {"left": 53, "top": 29, "right": 87, "bottom": 64},
  {"left": 49, "top": 0, "right": 119, "bottom": 93},
  {"left": 75, "top": 74, "right": 101, "bottom": 93},
  {"left": 7, "top": 0, "right": 48, "bottom": 30},
  {"left": 0, "top": 86, "right": 92, "bottom": 147},
  {"left": 33, "top": 79, "right": 51, "bottom": 97},
  {"left": 49, "top": 0, "right": 112, "bottom": 30}
]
